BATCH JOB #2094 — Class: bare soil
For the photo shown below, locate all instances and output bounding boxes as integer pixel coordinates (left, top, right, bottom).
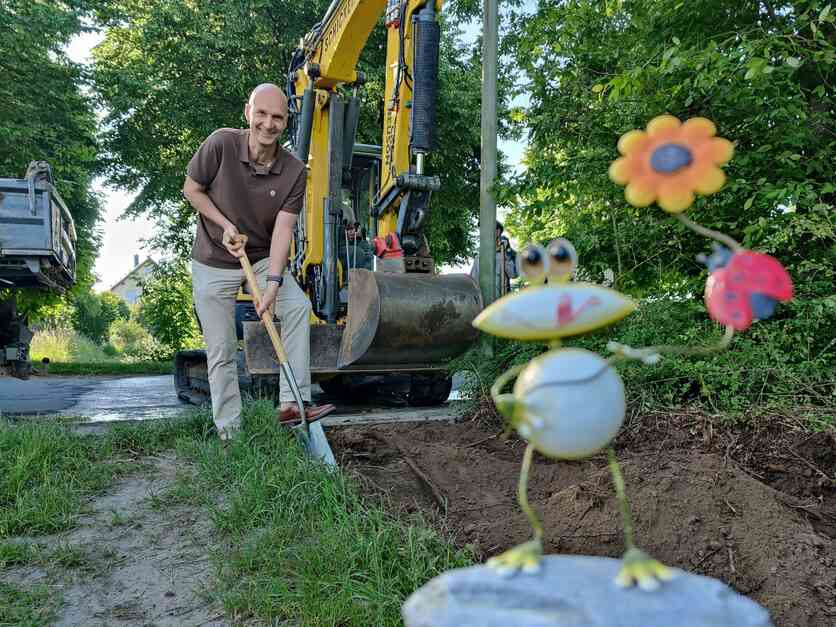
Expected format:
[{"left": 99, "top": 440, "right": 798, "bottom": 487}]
[
  {"left": 1, "top": 454, "right": 227, "bottom": 626},
  {"left": 329, "top": 411, "right": 836, "bottom": 627}
]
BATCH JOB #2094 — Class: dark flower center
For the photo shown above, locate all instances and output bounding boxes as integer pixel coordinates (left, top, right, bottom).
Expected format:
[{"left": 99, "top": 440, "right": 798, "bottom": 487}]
[{"left": 650, "top": 143, "right": 693, "bottom": 174}]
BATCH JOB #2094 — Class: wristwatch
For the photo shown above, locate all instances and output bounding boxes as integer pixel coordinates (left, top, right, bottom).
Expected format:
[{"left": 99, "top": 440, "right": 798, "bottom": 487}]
[{"left": 266, "top": 274, "right": 284, "bottom": 287}]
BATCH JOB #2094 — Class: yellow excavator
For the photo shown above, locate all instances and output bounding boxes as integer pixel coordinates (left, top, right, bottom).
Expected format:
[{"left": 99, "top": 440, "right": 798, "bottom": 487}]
[{"left": 175, "top": 0, "right": 482, "bottom": 407}]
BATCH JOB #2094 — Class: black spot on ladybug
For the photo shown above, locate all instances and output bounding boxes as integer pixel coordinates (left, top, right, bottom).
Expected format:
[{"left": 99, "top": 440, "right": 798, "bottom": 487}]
[
  {"left": 725, "top": 292, "right": 737, "bottom": 302},
  {"left": 731, "top": 273, "right": 745, "bottom": 283}
]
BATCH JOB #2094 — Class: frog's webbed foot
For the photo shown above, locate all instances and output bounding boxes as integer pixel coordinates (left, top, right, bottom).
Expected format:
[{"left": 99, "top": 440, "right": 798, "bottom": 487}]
[
  {"left": 614, "top": 547, "right": 675, "bottom": 591},
  {"left": 487, "top": 538, "right": 543, "bottom": 576}
]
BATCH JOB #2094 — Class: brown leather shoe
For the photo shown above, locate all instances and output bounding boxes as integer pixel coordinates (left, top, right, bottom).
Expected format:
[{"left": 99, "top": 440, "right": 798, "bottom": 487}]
[{"left": 277, "top": 403, "right": 336, "bottom": 426}]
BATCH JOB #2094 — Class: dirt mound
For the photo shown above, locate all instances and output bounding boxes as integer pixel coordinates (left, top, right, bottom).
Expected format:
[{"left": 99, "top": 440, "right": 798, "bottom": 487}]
[{"left": 329, "top": 417, "right": 836, "bottom": 627}]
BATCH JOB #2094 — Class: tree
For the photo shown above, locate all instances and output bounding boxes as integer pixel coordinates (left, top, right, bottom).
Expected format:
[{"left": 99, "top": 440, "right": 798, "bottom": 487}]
[
  {"left": 136, "top": 261, "right": 201, "bottom": 356},
  {"left": 91, "top": 0, "right": 484, "bottom": 266},
  {"left": 501, "top": 0, "right": 835, "bottom": 300},
  {"left": 72, "top": 291, "right": 130, "bottom": 344},
  {"left": 0, "top": 0, "right": 104, "bottom": 303}
]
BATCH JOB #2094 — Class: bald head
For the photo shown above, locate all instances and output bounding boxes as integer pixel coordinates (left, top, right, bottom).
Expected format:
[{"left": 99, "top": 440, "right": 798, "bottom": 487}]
[
  {"left": 248, "top": 83, "right": 287, "bottom": 110},
  {"left": 244, "top": 83, "right": 288, "bottom": 150}
]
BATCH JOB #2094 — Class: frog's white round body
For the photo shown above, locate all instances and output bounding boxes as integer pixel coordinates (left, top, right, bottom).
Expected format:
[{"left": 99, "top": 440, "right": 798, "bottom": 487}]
[{"left": 513, "top": 348, "right": 626, "bottom": 459}]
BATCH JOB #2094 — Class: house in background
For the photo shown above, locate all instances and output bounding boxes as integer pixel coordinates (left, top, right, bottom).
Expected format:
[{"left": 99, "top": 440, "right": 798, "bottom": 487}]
[{"left": 110, "top": 255, "right": 157, "bottom": 304}]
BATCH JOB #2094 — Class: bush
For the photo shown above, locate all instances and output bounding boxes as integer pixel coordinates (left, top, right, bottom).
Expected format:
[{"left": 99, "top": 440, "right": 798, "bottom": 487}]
[
  {"left": 137, "top": 262, "right": 201, "bottom": 355},
  {"left": 108, "top": 318, "right": 168, "bottom": 360},
  {"left": 71, "top": 291, "right": 130, "bottom": 344},
  {"left": 454, "top": 295, "right": 836, "bottom": 424}
]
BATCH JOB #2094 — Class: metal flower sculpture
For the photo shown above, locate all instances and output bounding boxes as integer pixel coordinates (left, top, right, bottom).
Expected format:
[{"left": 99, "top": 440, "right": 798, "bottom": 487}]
[{"left": 473, "top": 115, "right": 793, "bottom": 592}]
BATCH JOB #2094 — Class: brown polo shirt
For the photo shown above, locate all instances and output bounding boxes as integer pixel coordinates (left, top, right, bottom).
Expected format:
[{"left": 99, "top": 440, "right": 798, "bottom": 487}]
[{"left": 187, "top": 128, "right": 306, "bottom": 269}]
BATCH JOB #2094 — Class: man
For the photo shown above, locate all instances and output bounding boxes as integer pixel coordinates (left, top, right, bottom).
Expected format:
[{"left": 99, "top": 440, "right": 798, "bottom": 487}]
[
  {"left": 183, "top": 83, "right": 334, "bottom": 440},
  {"left": 470, "top": 221, "right": 519, "bottom": 297}
]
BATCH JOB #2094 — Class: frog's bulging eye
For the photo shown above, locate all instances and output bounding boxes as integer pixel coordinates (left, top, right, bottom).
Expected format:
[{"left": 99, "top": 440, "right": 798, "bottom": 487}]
[
  {"left": 546, "top": 238, "right": 577, "bottom": 281},
  {"left": 519, "top": 244, "right": 549, "bottom": 283}
]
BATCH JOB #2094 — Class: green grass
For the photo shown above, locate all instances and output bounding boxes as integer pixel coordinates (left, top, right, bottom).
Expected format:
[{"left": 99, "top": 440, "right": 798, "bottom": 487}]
[
  {"left": 31, "top": 360, "right": 173, "bottom": 376},
  {"left": 176, "top": 401, "right": 472, "bottom": 625},
  {"left": 0, "top": 582, "right": 56, "bottom": 627},
  {"left": 0, "top": 540, "right": 41, "bottom": 568},
  {"left": 0, "top": 415, "right": 209, "bottom": 537},
  {"left": 1, "top": 405, "right": 469, "bottom": 625}
]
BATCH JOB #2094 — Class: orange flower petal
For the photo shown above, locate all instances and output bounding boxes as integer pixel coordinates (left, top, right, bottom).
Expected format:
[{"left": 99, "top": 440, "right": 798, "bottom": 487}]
[
  {"left": 681, "top": 117, "right": 717, "bottom": 138},
  {"left": 625, "top": 181, "right": 656, "bottom": 207},
  {"left": 694, "top": 166, "right": 726, "bottom": 195},
  {"left": 709, "top": 138, "right": 734, "bottom": 164},
  {"left": 646, "top": 115, "right": 681, "bottom": 135},
  {"left": 657, "top": 185, "right": 695, "bottom": 213},
  {"left": 608, "top": 158, "right": 631, "bottom": 185},
  {"left": 617, "top": 130, "right": 647, "bottom": 156}
]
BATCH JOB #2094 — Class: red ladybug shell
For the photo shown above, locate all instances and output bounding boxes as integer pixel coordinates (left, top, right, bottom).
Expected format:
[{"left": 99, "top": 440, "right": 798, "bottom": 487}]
[{"left": 704, "top": 251, "right": 793, "bottom": 331}]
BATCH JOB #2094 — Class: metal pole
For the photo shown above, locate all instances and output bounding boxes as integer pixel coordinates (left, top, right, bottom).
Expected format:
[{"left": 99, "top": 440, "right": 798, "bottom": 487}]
[{"left": 479, "top": 0, "right": 498, "bottom": 311}]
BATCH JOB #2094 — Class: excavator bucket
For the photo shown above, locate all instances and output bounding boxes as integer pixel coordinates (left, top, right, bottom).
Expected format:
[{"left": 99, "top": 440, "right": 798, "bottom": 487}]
[{"left": 338, "top": 269, "right": 483, "bottom": 369}]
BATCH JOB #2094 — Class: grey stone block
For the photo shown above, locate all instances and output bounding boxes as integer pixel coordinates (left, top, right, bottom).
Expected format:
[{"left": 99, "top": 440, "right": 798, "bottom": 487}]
[{"left": 403, "top": 555, "right": 773, "bottom": 627}]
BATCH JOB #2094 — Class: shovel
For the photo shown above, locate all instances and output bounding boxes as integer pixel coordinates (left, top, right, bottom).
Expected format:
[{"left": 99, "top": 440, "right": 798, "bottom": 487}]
[{"left": 227, "top": 233, "right": 336, "bottom": 467}]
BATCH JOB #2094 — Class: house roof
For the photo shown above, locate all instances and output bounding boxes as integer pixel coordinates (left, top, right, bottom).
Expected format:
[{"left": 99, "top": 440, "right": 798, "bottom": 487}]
[{"left": 109, "top": 258, "right": 158, "bottom": 292}]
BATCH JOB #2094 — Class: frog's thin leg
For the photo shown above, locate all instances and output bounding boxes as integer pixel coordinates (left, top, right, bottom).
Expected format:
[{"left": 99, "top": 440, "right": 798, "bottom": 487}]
[
  {"left": 608, "top": 447, "right": 675, "bottom": 591},
  {"left": 608, "top": 447, "right": 636, "bottom": 552},
  {"left": 518, "top": 442, "right": 544, "bottom": 541},
  {"left": 487, "top": 442, "right": 544, "bottom": 576}
]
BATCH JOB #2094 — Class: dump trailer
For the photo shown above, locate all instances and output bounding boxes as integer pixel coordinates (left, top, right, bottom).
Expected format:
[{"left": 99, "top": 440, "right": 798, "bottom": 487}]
[
  {"left": 0, "top": 162, "right": 77, "bottom": 378},
  {"left": 175, "top": 0, "right": 482, "bottom": 407}
]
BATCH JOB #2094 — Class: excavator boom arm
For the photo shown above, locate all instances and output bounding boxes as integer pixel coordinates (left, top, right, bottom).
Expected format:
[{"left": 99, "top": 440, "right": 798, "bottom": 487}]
[{"left": 290, "top": 0, "right": 443, "bottom": 276}]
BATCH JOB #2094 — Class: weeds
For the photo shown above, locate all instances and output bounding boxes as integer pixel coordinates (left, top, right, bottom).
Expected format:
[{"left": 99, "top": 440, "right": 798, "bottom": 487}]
[
  {"left": 0, "top": 424, "right": 116, "bottom": 536},
  {"left": 29, "top": 326, "right": 111, "bottom": 363},
  {"left": 0, "top": 540, "right": 41, "bottom": 568},
  {"left": 0, "top": 582, "right": 56, "bottom": 626},
  {"left": 28, "top": 325, "right": 175, "bottom": 375}
]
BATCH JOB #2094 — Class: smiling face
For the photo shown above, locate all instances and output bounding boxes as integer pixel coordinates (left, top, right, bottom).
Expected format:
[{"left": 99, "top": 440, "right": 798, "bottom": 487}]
[{"left": 244, "top": 84, "right": 288, "bottom": 150}]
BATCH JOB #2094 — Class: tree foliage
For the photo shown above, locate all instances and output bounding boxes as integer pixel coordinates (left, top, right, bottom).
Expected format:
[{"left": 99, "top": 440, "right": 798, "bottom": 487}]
[
  {"left": 0, "top": 0, "right": 103, "bottom": 301},
  {"left": 92, "top": 1, "right": 484, "bottom": 265},
  {"left": 72, "top": 291, "right": 130, "bottom": 344},
  {"left": 136, "top": 261, "right": 201, "bottom": 356},
  {"left": 502, "top": 0, "right": 835, "bottom": 300}
]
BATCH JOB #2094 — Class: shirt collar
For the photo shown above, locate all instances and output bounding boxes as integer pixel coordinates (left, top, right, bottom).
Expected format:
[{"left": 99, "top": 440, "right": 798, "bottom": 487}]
[{"left": 239, "top": 130, "right": 284, "bottom": 176}]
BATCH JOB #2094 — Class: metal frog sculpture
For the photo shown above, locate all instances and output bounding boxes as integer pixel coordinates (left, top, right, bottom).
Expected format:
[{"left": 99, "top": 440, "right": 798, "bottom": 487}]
[{"left": 472, "top": 115, "right": 793, "bottom": 590}]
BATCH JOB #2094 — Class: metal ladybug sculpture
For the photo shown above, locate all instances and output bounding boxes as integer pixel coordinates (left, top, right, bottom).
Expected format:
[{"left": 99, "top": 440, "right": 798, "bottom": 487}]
[{"left": 473, "top": 115, "right": 793, "bottom": 591}]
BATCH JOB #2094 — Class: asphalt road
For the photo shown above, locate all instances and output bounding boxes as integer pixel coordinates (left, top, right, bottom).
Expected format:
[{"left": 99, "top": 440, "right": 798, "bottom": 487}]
[
  {"left": 0, "top": 375, "right": 186, "bottom": 421},
  {"left": 0, "top": 373, "right": 465, "bottom": 423}
]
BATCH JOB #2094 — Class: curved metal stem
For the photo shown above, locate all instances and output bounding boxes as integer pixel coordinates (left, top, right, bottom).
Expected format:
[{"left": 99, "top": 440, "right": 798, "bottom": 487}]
[
  {"left": 519, "top": 443, "right": 544, "bottom": 540},
  {"left": 676, "top": 213, "right": 742, "bottom": 252}
]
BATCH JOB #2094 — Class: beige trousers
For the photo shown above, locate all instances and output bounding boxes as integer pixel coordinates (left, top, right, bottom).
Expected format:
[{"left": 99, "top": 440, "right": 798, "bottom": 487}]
[{"left": 191, "top": 258, "right": 312, "bottom": 437}]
